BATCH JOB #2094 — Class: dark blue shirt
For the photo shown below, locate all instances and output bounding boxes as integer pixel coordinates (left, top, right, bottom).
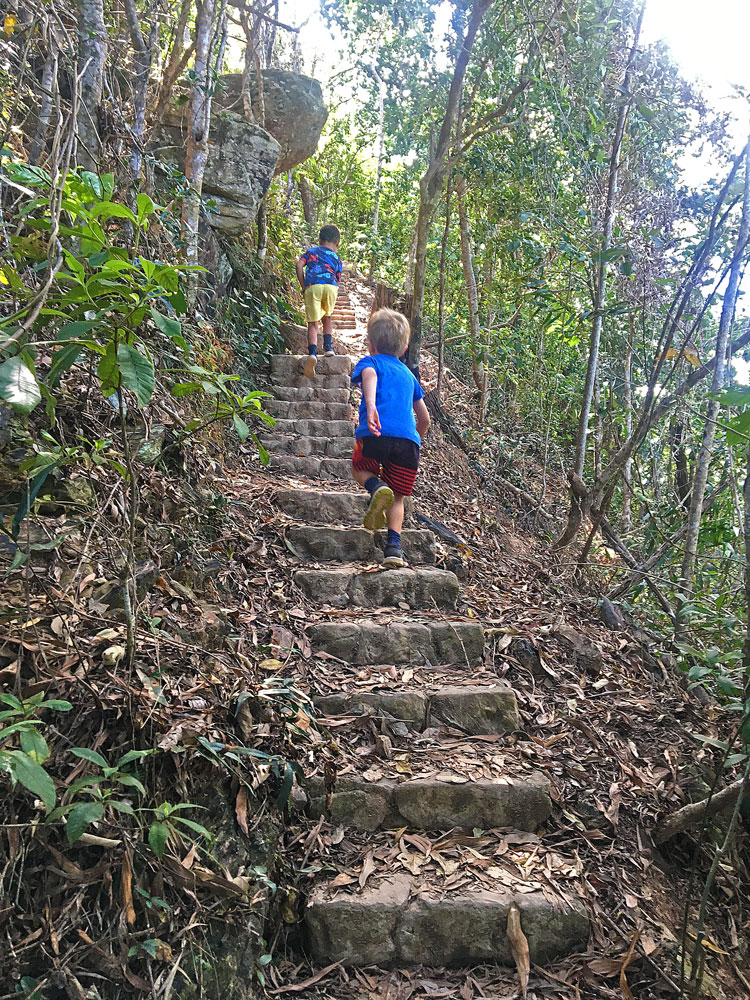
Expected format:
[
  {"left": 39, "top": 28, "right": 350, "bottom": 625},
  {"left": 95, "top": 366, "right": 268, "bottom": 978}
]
[
  {"left": 301, "top": 245, "right": 342, "bottom": 287},
  {"left": 352, "top": 354, "right": 425, "bottom": 446}
]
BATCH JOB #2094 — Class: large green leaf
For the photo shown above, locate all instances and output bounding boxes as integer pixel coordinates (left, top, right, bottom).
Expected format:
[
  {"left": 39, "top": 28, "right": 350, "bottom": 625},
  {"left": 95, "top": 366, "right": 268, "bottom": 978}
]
[
  {"left": 20, "top": 728, "right": 49, "bottom": 765},
  {"left": 0, "top": 356, "right": 41, "bottom": 414},
  {"left": 117, "top": 344, "right": 155, "bottom": 406},
  {"left": 66, "top": 800, "right": 104, "bottom": 843},
  {"left": 48, "top": 343, "right": 83, "bottom": 387},
  {"left": 9, "top": 750, "right": 56, "bottom": 810},
  {"left": 89, "top": 201, "right": 137, "bottom": 224},
  {"left": 70, "top": 746, "right": 108, "bottom": 769},
  {"left": 148, "top": 820, "right": 170, "bottom": 858}
]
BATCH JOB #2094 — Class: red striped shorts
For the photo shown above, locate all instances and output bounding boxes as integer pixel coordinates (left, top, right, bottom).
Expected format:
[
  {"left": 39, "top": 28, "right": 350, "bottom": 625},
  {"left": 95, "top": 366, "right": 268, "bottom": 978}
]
[{"left": 352, "top": 435, "right": 420, "bottom": 496}]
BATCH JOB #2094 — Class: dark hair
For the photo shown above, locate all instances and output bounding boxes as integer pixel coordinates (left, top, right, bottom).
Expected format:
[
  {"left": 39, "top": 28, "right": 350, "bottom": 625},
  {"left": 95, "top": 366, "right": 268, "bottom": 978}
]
[{"left": 319, "top": 224, "right": 340, "bottom": 244}]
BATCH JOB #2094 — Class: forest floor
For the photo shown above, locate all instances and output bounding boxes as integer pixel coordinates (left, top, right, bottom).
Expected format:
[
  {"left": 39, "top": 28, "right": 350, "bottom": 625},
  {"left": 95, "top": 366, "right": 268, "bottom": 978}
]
[{"left": 1, "top": 269, "right": 748, "bottom": 998}]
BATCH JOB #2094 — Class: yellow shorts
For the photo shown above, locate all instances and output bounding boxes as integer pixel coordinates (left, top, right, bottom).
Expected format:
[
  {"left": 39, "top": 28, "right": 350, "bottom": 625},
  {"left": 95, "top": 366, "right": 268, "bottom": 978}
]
[{"left": 304, "top": 283, "right": 337, "bottom": 323}]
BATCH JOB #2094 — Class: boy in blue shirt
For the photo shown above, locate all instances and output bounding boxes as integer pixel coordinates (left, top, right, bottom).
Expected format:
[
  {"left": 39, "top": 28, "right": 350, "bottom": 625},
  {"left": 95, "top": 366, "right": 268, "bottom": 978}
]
[
  {"left": 351, "top": 308, "right": 431, "bottom": 567},
  {"left": 296, "top": 224, "right": 343, "bottom": 378}
]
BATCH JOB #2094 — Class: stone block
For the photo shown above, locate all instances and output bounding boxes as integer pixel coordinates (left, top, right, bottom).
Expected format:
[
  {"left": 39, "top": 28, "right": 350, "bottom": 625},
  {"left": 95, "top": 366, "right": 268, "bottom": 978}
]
[
  {"left": 274, "top": 490, "right": 412, "bottom": 526},
  {"left": 307, "top": 776, "right": 396, "bottom": 831},
  {"left": 295, "top": 567, "right": 459, "bottom": 610},
  {"left": 393, "top": 773, "right": 551, "bottom": 831},
  {"left": 314, "top": 690, "right": 428, "bottom": 726},
  {"left": 306, "top": 875, "right": 411, "bottom": 966},
  {"left": 272, "top": 418, "right": 354, "bottom": 437},
  {"left": 270, "top": 373, "right": 352, "bottom": 391},
  {"left": 305, "top": 877, "right": 589, "bottom": 967},
  {"left": 309, "top": 621, "right": 484, "bottom": 665},
  {"left": 430, "top": 686, "right": 518, "bottom": 735},
  {"left": 270, "top": 355, "right": 353, "bottom": 378},
  {"left": 271, "top": 386, "right": 351, "bottom": 404},
  {"left": 286, "top": 526, "right": 434, "bottom": 565},
  {"left": 266, "top": 399, "right": 353, "bottom": 421}
]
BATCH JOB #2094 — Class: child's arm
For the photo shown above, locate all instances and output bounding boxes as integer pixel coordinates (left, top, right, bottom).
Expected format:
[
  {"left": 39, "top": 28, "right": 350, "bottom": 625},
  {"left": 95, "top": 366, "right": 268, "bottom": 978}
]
[
  {"left": 414, "top": 398, "right": 430, "bottom": 440},
  {"left": 295, "top": 256, "right": 306, "bottom": 291},
  {"left": 361, "top": 366, "right": 381, "bottom": 436}
]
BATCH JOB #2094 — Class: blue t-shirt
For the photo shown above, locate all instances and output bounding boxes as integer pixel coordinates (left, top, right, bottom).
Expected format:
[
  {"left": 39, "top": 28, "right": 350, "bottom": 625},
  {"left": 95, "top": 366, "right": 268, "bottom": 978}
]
[
  {"left": 301, "top": 246, "right": 342, "bottom": 287},
  {"left": 352, "top": 354, "right": 425, "bottom": 446}
]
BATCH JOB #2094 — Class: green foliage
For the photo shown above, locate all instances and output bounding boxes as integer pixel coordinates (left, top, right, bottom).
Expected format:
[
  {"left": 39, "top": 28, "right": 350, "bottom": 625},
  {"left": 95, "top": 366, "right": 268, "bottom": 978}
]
[
  {"left": 148, "top": 801, "right": 213, "bottom": 859},
  {"left": 0, "top": 692, "right": 71, "bottom": 811}
]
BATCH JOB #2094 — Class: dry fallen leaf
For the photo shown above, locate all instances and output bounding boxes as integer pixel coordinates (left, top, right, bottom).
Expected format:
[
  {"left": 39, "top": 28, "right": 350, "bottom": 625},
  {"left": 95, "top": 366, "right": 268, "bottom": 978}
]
[
  {"left": 235, "top": 784, "right": 249, "bottom": 835},
  {"left": 121, "top": 851, "right": 135, "bottom": 926},
  {"left": 507, "top": 902, "right": 530, "bottom": 997}
]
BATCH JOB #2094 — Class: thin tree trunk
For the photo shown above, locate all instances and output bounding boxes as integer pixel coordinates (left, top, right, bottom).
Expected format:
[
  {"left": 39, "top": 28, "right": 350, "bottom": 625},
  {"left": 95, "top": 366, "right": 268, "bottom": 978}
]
[
  {"left": 298, "top": 175, "right": 317, "bottom": 230},
  {"left": 573, "top": 1, "right": 645, "bottom": 477},
  {"left": 76, "top": 0, "right": 108, "bottom": 170},
  {"left": 123, "top": 0, "right": 155, "bottom": 182},
  {"left": 622, "top": 314, "right": 634, "bottom": 530},
  {"left": 368, "top": 64, "right": 386, "bottom": 282},
  {"left": 183, "top": 0, "right": 219, "bottom": 305},
  {"left": 744, "top": 438, "right": 750, "bottom": 686},
  {"left": 30, "top": 45, "right": 57, "bottom": 165},
  {"left": 678, "top": 138, "right": 750, "bottom": 625},
  {"left": 456, "top": 176, "right": 484, "bottom": 421},
  {"left": 409, "top": 0, "right": 491, "bottom": 371},
  {"left": 437, "top": 186, "right": 452, "bottom": 398},
  {"left": 154, "top": 0, "right": 194, "bottom": 123}
]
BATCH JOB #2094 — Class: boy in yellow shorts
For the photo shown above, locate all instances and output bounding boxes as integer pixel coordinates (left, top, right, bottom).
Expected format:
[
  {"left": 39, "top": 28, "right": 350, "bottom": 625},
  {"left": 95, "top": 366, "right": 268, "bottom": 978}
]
[{"left": 295, "top": 224, "right": 343, "bottom": 378}]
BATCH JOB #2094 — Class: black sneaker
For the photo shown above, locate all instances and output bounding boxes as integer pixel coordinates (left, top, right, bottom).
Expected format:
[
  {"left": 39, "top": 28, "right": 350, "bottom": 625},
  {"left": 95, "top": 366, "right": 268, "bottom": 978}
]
[
  {"left": 383, "top": 543, "right": 407, "bottom": 568},
  {"left": 363, "top": 483, "right": 394, "bottom": 531}
]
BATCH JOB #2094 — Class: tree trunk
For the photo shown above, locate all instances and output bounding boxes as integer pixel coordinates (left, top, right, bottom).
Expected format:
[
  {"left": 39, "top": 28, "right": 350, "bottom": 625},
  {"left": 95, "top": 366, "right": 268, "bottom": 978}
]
[
  {"left": 622, "top": 314, "right": 634, "bottom": 530},
  {"left": 409, "top": 0, "right": 491, "bottom": 371},
  {"left": 573, "top": 0, "right": 645, "bottom": 477},
  {"left": 30, "top": 45, "right": 58, "bottom": 165},
  {"left": 677, "top": 138, "right": 750, "bottom": 624},
  {"left": 154, "top": 0, "right": 194, "bottom": 123},
  {"left": 183, "top": 0, "right": 219, "bottom": 305},
  {"left": 437, "top": 186, "right": 452, "bottom": 398},
  {"left": 76, "top": 0, "right": 108, "bottom": 170},
  {"left": 456, "top": 176, "right": 484, "bottom": 418},
  {"left": 298, "top": 175, "right": 317, "bottom": 230},
  {"left": 123, "top": 0, "right": 155, "bottom": 183},
  {"left": 368, "top": 65, "right": 386, "bottom": 282}
]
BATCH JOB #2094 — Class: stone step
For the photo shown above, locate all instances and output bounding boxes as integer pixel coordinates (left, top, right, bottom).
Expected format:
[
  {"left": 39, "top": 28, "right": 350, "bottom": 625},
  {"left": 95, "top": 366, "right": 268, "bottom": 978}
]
[
  {"left": 270, "top": 373, "right": 351, "bottom": 391},
  {"left": 271, "top": 386, "right": 350, "bottom": 404},
  {"left": 333, "top": 321, "right": 357, "bottom": 329},
  {"left": 266, "top": 399, "right": 353, "bottom": 421},
  {"left": 260, "top": 434, "right": 352, "bottom": 459},
  {"left": 309, "top": 620, "right": 484, "bottom": 665},
  {"left": 313, "top": 684, "right": 517, "bottom": 734},
  {"left": 296, "top": 566, "right": 459, "bottom": 609},
  {"left": 270, "top": 355, "right": 353, "bottom": 378},
  {"left": 268, "top": 455, "right": 351, "bottom": 481},
  {"left": 275, "top": 488, "right": 412, "bottom": 526},
  {"left": 286, "top": 525, "right": 435, "bottom": 565},
  {"left": 305, "top": 770, "right": 550, "bottom": 832},
  {"left": 306, "top": 875, "right": 589, "bottom": 967},
  {"left": 271, "top": 418, "right": 353, "bottom": 437}
]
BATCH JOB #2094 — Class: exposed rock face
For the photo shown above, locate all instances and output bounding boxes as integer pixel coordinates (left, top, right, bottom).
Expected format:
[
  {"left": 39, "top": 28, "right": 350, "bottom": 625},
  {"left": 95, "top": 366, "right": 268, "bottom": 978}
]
[
  {"left": 153, "top": 112, "right": 281, "bottom": 235},
  {"left": 215, "top": 70, "right": 328, "bottom": 173}
]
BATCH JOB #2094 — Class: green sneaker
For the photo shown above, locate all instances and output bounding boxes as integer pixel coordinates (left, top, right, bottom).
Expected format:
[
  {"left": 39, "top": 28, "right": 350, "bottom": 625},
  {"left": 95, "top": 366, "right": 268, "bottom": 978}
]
[{"left": 363, "top": 484, "right": 394, "bottom": 531}]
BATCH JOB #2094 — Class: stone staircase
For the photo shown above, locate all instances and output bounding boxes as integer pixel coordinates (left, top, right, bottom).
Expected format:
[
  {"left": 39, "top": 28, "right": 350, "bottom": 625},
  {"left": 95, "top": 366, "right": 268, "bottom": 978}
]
[
  {"left": 262, "top": 354, "right": 590, "bottom": 973},
  {"left": 331, "top": 275, "right": 358, "bottom": 331}
]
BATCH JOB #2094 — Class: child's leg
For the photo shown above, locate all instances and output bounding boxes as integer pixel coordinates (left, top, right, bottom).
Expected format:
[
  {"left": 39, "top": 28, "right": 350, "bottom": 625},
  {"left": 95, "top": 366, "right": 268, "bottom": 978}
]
[
  {"left": 307, "top": 320, "right": 320, "bottom": 350},
  {"left": 386, "top": 494, "right": 405, "bottom": 535},
  {"left": 321, "top": 314, "right": 334, "bottom": 355},
  {"left": 352, "top": 440, "right": 394, "bottom": 531}
]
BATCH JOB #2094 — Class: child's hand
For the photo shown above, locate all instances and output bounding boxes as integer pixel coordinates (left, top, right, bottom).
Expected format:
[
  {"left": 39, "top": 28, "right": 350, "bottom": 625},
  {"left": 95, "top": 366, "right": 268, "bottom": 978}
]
[{"left": 367, "top": 406, "right": 381, "bottom": 436}]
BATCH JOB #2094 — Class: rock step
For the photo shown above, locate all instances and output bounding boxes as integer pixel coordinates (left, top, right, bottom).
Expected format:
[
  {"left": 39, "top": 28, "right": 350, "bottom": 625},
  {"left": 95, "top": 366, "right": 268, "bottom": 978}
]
[
  {"left": 268, "top": 455, "right": 351, "bottom": 481},
  {"left": 287, "top": 525, "right": 434, "bottom": 565},
  {"left": 275, "top": 488, "right": 411, "bottom": 526},
  {"left": 261, "top": 434, "right": 352, "bottom": 459},
  {"left": 309, "top": 620, "right": 484, "bottom": 665},
  {"left": 306, "top": 875, "right": 589, "bottom": 968},
  {"left": 270, "top": 354, "right": 353, "bottom": 377},
  {"left": 296, "top": 566, "right": 459, "bottom": 609},
  {"left": 305, "top": 771, "right": 550, "bottom": 832},
  {"left": 271, "top": 386, "right": 350, "bottom": 403},
  {"left": 313, "top": 684, "right": 517, "bottom": 734},
  {"left": 270, "top": 372, "right": 351, "bottom": 391},
  {"left": 271, "top": 418, "right": 353, "bottom": 437},
  {"left": 334, "top": 321, "right": 357, "bottom": 329},
  {"left": 267, "top": 399, "right": 353, "bottom": 421}
]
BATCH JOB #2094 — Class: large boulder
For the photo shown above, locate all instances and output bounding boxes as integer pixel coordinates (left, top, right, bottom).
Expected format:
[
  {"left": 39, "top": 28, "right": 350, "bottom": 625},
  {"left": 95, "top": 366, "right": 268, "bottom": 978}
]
[
  {"left": 153, "top": 111, "right": 281, "bottom": 235},
  {"left": 215, "top": 69, "right": 328, "bottom": 173}
]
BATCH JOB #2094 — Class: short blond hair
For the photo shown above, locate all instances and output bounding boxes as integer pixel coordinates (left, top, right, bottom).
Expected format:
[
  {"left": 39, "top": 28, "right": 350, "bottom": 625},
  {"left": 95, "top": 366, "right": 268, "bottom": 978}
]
[{"left": 367, "top": 308, "right": 410, "bottom": 357}]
